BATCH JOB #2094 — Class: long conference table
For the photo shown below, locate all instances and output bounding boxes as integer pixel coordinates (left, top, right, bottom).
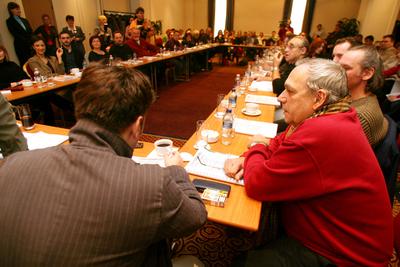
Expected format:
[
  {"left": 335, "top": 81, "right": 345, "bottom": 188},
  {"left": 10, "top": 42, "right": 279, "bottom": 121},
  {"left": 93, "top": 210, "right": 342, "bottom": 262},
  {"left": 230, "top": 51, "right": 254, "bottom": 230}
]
[
  {"left": 23, "top": 81, "right": 276, "bottom": 232},
  {"left": 4, "top": 42, "right": 275, "bottom": 103}
]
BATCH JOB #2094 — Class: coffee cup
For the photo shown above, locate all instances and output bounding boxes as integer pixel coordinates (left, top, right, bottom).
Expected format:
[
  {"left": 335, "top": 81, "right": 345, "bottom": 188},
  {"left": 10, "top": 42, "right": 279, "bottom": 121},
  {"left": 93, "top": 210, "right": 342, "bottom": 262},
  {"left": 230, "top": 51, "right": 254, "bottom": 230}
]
[
  {"left": 154, "top": 139, "right": 173, "bottom": 156},
  {"left": 70, "top": 68, "right": 80, "bottom": 75},
  {"left": 245, "top": 103, "right": 259, "bottom": 113}
]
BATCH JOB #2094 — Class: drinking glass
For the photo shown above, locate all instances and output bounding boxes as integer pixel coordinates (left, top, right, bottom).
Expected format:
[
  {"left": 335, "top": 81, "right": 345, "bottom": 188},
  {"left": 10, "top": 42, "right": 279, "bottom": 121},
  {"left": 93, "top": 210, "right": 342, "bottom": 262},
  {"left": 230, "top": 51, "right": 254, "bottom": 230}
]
[
  {"left": 215, "top": 94, "right": 226, "bottom": 118},
  {"left": 16, "top": 104, "right": 35, "bottom": 130}
]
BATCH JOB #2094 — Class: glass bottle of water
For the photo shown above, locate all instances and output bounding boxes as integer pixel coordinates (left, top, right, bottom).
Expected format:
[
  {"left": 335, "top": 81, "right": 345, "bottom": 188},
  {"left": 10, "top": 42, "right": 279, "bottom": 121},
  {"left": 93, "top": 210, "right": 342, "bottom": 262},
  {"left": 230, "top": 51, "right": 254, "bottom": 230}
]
[
  {"left": 33, "top": 68, "right": 41, "bottom": 83},
  {"left": 222, "top": 108, "right": 234, "bottom": 145},
  {"left": 235, "top": 74, "right": 241, "bottom": 87},
  {"left": 228, "top": 87, "right": 237, "bottom": 108},
  {"left": 108, "top": 55, "right": 113, "bottom": 66}
]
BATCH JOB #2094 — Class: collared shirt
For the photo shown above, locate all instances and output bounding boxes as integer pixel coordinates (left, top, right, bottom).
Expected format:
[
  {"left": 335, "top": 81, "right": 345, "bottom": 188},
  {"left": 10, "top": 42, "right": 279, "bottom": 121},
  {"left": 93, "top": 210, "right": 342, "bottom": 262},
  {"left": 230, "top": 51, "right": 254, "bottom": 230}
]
[{"left": 13, "top": 15, "right": 26, "bottom": 31}]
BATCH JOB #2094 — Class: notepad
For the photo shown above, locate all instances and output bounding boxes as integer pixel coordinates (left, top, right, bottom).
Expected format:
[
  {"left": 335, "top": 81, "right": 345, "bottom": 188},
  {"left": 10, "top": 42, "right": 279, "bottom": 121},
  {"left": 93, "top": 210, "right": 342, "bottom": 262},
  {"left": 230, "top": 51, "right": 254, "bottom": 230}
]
[
  {"left": 233, "top": 118, "right": 278, "bottom": 138},
  {"left": 245, "top": 94, "right": 280, "bottom": 106},
  {"left": 23, "top": 131, "right": 69, "bottom": 150},
  {"left": 185, "top": 149, "right": 243, "bottom": 186},
  {"left": 249, "top": 81, "right": 273, "bottom": 92}
]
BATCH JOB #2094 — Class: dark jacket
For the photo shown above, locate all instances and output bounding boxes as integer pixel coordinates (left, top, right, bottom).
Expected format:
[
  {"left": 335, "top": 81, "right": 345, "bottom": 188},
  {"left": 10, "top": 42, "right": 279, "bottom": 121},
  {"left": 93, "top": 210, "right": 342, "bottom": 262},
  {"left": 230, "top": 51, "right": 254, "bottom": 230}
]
[{"left": 6, "top": 16, "right": 33, "bottom": 65}]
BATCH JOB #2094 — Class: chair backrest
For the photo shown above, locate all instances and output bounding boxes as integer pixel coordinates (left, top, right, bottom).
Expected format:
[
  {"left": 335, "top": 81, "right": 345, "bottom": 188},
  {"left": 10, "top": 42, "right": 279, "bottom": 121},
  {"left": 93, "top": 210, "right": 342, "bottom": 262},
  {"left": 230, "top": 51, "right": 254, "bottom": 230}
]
[
  {"left": 374, "top": 115, "right": 399, "bottom": 205},
  {"left": 22, "top": 62, "right": 33, "bottom": 79}
]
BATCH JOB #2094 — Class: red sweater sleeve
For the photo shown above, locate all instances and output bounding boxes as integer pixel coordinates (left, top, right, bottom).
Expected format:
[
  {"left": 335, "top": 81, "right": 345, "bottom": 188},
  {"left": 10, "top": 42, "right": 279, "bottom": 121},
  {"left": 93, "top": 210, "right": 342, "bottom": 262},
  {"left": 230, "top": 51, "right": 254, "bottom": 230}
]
[
  {"left": 243, "top": 138, "right": 324, "bottom": 202},
  {"left": 383, "top": 65, "right": 400, "bottom": 77}
]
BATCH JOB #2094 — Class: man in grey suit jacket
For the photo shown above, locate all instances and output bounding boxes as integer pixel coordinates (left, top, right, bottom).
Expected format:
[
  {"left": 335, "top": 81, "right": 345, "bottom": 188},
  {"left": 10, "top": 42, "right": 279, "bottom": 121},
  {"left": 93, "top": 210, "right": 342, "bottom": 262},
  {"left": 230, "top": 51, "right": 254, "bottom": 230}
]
[
  {"left": 0, "top": 93, "right": 28, "bottom": 157},
  {"left": 0, "top": 63, "right": 207, "bottom": 266}
]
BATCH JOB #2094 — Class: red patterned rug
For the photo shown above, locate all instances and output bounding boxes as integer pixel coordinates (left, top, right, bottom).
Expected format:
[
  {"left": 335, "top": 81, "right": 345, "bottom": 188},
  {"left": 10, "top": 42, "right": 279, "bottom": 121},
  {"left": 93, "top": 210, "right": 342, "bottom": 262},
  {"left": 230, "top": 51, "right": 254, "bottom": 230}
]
[{"left": 139, "top": 133, "right": 187, "bottom": 148}]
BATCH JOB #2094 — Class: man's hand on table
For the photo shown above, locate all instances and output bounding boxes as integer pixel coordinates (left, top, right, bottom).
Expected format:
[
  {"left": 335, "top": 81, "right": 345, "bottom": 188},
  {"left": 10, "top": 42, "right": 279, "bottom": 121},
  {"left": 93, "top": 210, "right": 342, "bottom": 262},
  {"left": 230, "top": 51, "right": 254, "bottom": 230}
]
[
  {"left": 164, "top": 151, "right": 184, "bottom": 167},
  {"left": 224, "top": 157, "right": 245, "bottom": 181}
]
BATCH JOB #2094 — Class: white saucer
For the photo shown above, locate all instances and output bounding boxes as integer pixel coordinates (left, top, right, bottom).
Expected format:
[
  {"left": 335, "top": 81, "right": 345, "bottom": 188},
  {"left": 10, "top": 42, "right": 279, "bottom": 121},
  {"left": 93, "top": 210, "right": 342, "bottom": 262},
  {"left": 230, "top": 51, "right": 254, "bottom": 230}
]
[{"left": 242, "top": 108, "right": 261, "bottom": 116}]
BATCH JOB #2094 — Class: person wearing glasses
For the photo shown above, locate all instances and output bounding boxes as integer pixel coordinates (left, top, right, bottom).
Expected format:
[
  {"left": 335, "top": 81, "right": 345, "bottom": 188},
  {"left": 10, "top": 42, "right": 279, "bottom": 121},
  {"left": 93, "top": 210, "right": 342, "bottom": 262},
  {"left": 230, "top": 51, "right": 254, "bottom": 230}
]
[
  {"left": 271, "top": 36, "right": 309, "bottom": 96},
  {"left": 225, "top": 59, "right": 393, "bottom": 267}
]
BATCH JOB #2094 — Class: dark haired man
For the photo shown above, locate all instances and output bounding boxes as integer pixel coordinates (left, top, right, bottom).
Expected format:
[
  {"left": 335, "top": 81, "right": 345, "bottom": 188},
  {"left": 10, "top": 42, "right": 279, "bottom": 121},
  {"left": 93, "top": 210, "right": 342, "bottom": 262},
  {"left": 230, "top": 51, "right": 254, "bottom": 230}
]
[
  {"left": 332, "top": 37, "right": 358, "bottom": 63},
  {"left": 379, "top": 34, "right": 398, "bottom": 71},
  {"left": 0, "top": 63, "right": 207, "bottom": 266},
  {"left": 109, "top": 31, "right": 133, "bottom": 61},
  {"left": 59, "top": 30, "right": 84, "bottom": 73}
]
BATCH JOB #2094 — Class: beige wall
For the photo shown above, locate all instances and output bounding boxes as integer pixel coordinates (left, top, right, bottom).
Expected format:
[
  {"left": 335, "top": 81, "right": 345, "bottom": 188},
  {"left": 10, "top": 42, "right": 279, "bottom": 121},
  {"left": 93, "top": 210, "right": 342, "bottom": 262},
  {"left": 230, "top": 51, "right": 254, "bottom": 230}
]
[
  {"left": 183, "top": 0, "right": 207, "bottom": 31},
  {"left": 234, "top": 0, "right": 284, "bottom": 35},
  {"left": 0, "top": 0, "right": 25, "bottom": 64},
  {"left": 103, "top": 0, "right": 131, "bottom": 12},
  {"left": 358, "top": 0, "right": 400, "bottom": 39},
  {"left": 311, "top": 0, "right": 361, "bottom": 36},
  {"left": 22, "top": 0, "right": 55, "bottom": 31},
  {"left": 138, "top": 0, "right": 207, "bottom": 32}
]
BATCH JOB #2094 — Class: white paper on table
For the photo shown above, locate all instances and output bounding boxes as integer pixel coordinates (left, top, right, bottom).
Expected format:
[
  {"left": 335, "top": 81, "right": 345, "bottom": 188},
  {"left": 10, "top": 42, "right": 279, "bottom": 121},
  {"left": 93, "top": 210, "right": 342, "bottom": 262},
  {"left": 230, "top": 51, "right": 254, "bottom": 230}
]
[
  {"left": 1, "top": 90, "right": 11, "bottom": 95},
  {"left": 131, "top": 156, "right": 165, "bottom": 167},
  {"left": 53, "top": 75, "right": 75, "bottom": 82},
  {"left": 131, "top": 147, "right": 179, "bottom": 167},
  {"left": 245, "top": 94, "right": 280, "bottom": 106},
  {"left": 185, "top": 149, "right": 243, "bottom": 186},
  {"left": 23, "top": 131, "right": 68, "bottom": 150},
  {"left": 249, "top": 81, "right": 273, "bottom": 92},
  {"left": 233, "top": 118, "right": 278, "bottom": 138}
]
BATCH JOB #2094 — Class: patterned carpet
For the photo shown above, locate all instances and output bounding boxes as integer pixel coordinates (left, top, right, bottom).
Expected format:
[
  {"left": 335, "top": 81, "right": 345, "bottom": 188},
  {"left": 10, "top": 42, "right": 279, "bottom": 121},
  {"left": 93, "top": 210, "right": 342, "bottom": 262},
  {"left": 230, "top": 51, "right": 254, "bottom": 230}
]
[{"left": 139, "top": 133, "right": 187, "bottom": 147}]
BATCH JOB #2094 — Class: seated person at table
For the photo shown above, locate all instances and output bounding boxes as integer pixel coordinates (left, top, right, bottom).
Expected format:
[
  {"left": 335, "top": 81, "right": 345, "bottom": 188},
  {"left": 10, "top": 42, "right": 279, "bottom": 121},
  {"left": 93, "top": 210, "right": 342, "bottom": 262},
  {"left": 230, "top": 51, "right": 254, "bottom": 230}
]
[
  {"left": 272, "top": 35, "right": 309, "bottom": 96},
  {"left": 109, "top": 31, "right": 133, "bottom": 61},
  {"left": 88, "top": 35, "right": 109, "bottom": 63},
  {"left": 126, "top": 28, "right": 158, "bottom": 58},
  {"left": 339, "top": 45, "right": 388, "bottom": 147},
  {"left": 332, "top": 37, "right": 358, "bottom": 63},
  {"left": 59, "top": 30, "right": 84, "bottom": 73},
  {"left": 0, "top": 93, "right": 28, "bottom": 157},
  {"left": 0, "top": 63, "right": 207, "bottom": 266},
  {"left": 165, "top": 30, "right": 183, "bottom": 51},
  {"left": 27, "top": 35, "right": 65, "bottom": 76},
  {"left": 93, "top": 15, "right": 113, "bottom": 51},
  {"left": 0, "top": 45, "right": 28, "bottom": 90},
  {"left": 34, "top": 14, "right": 58, "bottom": 56},
  {"left": 225, "top": 59, "right": 393, "bottom": 266},
  {"left": 164, "top": 30, "right": 184, "bottom": 77}
]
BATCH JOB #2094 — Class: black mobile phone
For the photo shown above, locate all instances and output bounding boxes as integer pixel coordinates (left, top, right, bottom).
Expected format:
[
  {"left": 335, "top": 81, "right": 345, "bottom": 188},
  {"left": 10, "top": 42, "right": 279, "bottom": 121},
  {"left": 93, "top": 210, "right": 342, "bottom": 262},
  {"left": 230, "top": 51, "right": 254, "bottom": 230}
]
[
  {"left": 135, "top": 142, "right": 143, "bottom": 148},
  {"left": 192, "top": 179, "right": 231, "bottom": 197}
]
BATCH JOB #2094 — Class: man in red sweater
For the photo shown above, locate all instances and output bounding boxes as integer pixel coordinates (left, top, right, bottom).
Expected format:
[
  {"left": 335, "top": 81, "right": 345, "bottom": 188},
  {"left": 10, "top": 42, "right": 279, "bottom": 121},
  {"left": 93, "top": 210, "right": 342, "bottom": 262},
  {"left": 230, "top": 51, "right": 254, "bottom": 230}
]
[
  {"left": 225, "top": 59, "right": 393, "bottom": 266},
  {"left": 125, "top": 28, "right": 158, "bottom": 57}
]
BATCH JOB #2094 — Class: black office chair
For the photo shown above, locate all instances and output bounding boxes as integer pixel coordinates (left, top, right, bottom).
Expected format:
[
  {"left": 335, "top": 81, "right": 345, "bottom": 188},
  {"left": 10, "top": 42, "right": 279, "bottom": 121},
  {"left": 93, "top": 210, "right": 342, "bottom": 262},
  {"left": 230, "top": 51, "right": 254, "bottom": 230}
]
[{"left": 374, "top": 115, "right": 399, "bottom": 206}]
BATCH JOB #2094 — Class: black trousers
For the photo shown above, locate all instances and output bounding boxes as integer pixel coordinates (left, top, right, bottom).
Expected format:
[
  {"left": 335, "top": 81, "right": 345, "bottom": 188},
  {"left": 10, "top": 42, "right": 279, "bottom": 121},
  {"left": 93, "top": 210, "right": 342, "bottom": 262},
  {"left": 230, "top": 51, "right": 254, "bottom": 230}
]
[{"left": 232, "top": 236, "right": 335, "bottom": 267}]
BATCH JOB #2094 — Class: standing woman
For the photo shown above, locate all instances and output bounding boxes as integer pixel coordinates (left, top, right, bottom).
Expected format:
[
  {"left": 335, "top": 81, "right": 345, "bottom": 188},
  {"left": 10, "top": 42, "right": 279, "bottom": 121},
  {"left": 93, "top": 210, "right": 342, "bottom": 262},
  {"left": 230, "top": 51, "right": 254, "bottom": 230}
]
[
  {"left": 27, "top": 35, "right": 64, "bottom": 76},
  {"left": 62, "top": 15, "right": 86, "bottom": 56},
  {"left": 88, "top": 35, "right": 109, "bottom": 63},
  {"left": 6, "top": 2, "right": 33, "bottom": 66}
]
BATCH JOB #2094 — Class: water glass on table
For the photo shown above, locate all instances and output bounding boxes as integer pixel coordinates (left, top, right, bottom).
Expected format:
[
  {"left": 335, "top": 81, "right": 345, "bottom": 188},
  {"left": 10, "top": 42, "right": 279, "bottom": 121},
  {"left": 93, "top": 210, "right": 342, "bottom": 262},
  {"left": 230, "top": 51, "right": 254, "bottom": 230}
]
[
  {"left": 195, "top": 120, "right": 207, "bottom": 149},
  {"left": 16, "top": 104, "right": 35, "bottom": 130},
  {"left": 215, "top": 94, "right": 227, "bottom": 119}
]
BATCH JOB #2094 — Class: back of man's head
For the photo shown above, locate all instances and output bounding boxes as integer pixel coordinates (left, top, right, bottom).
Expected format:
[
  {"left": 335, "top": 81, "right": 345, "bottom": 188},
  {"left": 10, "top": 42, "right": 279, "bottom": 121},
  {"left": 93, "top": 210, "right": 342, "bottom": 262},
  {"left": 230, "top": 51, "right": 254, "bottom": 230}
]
[
  {"left": 348, "top": 45, "right": 384, "bottom": 92},
  {"left": 73, "top": 63, "right": 155, "bottom": 133}
]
